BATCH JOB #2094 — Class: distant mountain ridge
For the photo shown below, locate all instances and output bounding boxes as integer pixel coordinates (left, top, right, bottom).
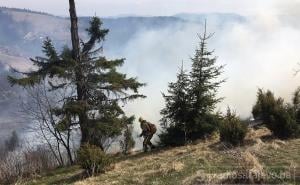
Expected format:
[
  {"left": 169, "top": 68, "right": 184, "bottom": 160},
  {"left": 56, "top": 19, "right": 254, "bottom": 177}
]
[
  {"left": 0, "top": 7, "right": 245, "bottom": 56},
  {"left": 175, "top": 12, "right": 245, "bottom": 21},
  {"left": 0, "top": 6, "right": 53, "bottom": 16}
]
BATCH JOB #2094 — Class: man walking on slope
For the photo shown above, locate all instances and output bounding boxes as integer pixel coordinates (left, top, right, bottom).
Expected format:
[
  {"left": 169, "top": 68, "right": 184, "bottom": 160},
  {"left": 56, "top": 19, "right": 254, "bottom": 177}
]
[{"left": 139, "top": 117, "right": 157, "bottom": 152}]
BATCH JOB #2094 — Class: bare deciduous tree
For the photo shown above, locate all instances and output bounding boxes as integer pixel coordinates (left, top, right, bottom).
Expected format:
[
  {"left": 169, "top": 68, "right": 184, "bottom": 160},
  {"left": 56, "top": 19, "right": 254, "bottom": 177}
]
[{"left": 22, "top": 80, "right": 78, "bottom": 165}]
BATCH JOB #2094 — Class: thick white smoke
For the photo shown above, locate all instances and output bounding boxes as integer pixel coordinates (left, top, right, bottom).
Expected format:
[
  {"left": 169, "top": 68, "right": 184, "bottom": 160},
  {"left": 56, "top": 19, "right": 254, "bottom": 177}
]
[
  {"left": 111, "top": 1, "right": 300, "bottom": 144},
  {"left": 4, "top": 0, "right": 300, "bottom": 150}
]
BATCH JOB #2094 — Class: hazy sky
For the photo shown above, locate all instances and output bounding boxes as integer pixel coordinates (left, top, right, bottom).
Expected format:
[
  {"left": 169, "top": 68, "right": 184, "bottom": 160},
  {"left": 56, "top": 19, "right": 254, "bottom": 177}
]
[{"left": 0, "top": 0, "right": 289, "bottom": 16}]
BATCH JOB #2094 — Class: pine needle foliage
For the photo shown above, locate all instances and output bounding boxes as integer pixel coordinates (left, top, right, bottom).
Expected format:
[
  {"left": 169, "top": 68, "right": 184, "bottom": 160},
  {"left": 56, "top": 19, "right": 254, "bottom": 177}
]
[
  {"left": 8, "top": 17, "right": 145, "bottom": 149},
  {"left": 160, "top": 22, "right": 225, "bottom": 145},
  {"left": 252, "top": 89, "right": 300, "bottom": 139}
]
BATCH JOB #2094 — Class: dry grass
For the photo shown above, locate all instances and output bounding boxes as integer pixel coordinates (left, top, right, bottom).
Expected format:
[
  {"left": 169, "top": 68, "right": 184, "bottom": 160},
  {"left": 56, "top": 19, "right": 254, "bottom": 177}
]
[
  {"left": 229, "top": 151, "right": 266, "bottom": 184},
  {"left": 25, "top": 127, "right": 300, "bottom": 185},
  {"left": 74, "top": 138, "right": 233, "bottom": 185},
  {"left": 246, "top": 127, "right": 272, "bottom": 141}
]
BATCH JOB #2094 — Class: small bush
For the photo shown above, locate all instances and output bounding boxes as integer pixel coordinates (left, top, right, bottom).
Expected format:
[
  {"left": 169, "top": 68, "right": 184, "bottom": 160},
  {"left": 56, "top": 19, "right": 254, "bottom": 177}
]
[
  {"left": 159, "top": 125, "right": 187, "bottom": 147},
  {"left": 0, "top": 146, "right": 58, "bottom": 185},
  {"left": 77, "top": 144, "right": 112, "bottom": 176},
  {"left": 220, "top": 109, "right": 247, "bottom": 146},
  {"left": 159, "top": 113, "right": 222, "bottom": 146},
  {"left": 120, "top": 125, "right": 135, "bottom": 154},
  {"left": 252, "top": 89, "right": 300, "bottom": 139},
  {"left": 189, "top": 113, "right": 222, "bottom": 140},
  {"left": 268, "top": 107, "right": 300, "bottom": 139}
]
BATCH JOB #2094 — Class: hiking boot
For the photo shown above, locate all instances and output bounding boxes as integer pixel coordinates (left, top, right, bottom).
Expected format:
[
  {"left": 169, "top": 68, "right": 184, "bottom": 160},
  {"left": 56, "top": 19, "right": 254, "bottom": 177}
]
[{"left": 143, "top": 145, "right": 148, "bottom": 152}]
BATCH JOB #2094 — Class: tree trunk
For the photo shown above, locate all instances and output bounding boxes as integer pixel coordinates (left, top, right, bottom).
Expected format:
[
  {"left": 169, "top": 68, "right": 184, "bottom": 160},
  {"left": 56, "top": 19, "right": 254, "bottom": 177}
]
[
  {"left": 56, "top": 142, "right": 65, "bottom": 166},
  {"left": 69, "top": 0, "right": 80, "bottom": 62},
  {"left": 66, "top": 129, "right": 74, "bottom": 164},
  {"left": 68, "top": 0, "right": 89, "bottom": 146}
]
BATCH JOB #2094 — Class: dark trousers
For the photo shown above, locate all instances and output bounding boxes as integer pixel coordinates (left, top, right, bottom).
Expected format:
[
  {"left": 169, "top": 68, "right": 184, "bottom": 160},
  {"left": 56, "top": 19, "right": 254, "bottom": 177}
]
[{"left": 143, "top": 134, "right": 154, "bottom": 151}]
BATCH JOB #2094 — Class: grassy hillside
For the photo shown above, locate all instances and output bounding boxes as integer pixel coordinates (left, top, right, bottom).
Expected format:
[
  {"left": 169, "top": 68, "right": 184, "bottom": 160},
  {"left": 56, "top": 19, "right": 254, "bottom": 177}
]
[{"left": 23, "top": 127, "right": 300, "bottom": 185}]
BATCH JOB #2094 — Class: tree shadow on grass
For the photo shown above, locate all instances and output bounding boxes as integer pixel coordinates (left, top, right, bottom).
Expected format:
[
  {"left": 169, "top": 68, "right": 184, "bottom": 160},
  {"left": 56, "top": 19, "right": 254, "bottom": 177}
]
[
  {"left": 260, "top": 134, "right": 275, "bottom": 142},
  {"left": 46, "top": 170, "right": 86, "bottom": 185},
  {"left": 115, "top": 146, "right": 174, "bottom": 162}
]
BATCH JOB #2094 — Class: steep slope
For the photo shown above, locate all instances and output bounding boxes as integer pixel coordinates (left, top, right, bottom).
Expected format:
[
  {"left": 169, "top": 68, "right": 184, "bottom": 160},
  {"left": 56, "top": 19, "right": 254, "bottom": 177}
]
[{"left": 25, "top": 127, "right": 300, "bottom": 185}]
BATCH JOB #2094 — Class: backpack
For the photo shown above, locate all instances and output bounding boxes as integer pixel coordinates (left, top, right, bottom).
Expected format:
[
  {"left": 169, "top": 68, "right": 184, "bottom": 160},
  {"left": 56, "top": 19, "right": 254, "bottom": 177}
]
[{"left": 148, "top": 122, "right": 157, "bottom": 134}]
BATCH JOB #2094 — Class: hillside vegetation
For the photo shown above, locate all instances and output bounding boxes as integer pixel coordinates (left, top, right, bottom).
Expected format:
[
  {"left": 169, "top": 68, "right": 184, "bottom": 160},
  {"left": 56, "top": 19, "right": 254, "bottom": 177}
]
[
  {"left": 24, "top": 127, "right": 300, "bottom": 185},
  {"left": 1, "top": 4, "right": 299, "bottom": 185}
]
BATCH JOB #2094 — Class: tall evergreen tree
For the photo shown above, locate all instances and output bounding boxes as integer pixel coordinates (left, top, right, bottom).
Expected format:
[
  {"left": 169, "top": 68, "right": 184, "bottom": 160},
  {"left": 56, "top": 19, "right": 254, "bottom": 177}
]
[
  {"left": 187, "top": 22, "right": 225, "bottom": 139},
  {"left": 8, "top": 3, "right": 145, "bottom": 150},
  {"left": 160, "top": 63, "right": 190, "bottom": 145},
  {"left": 160, "top": 22, "right": 225, "bottom": 145}
]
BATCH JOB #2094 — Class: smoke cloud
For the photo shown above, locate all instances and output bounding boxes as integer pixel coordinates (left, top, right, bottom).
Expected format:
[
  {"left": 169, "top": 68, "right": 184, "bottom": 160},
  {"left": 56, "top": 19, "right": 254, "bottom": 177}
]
[
  {"left": 3, "top": 1, "right": 300, "bottom": 148},
  {"left": 112, "top": 1, "right": 300, "bottom": 141}
]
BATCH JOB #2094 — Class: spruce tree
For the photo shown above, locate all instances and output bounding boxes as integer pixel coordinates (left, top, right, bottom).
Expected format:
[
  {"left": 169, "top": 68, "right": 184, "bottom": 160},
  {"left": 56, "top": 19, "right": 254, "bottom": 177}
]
[
  {"left": 187, "top": 22, "right": 225, "bottom": 139},
  {"left": 160, "top": 64, "right": 190, "bottom": 146},
  {"left": 160, "top": 22, "right": 225, "bottom": 144},
  {"left": 8, "top": 15, "right": 145, "bottom": 150}
]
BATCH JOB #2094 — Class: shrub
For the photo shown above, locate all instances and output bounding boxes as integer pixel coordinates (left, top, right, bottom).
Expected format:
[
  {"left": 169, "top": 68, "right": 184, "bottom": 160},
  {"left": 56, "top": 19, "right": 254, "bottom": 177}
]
[
  {"left": 77, "top": 144, "right": 112, "bottom": 176},
  {"left": 159, "top": 113, "right": 222, "bottom": 146},
  {"left": 120, "top": 125, "right": 135, "bottom": 154},
  {"left": 23, "top": 147, "right": 57, "bottom": 175},
  {"left": 159, "top": 125, "right": 187, "bottom": 147},
  {"left": 220, "top": 109, "right": 247, "bottom": 146},
  {"left": 189, "top": 113, "right": 222, "bottom": 140},
  {"left": 0, "top": 146, "right": 58, "bottom": 185},
  {"left": 268, "top": 106, "right": 300, "bottom": 139},
  {"left": 252, "top": 89, "right": 300, "bottom": 139}
]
